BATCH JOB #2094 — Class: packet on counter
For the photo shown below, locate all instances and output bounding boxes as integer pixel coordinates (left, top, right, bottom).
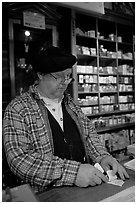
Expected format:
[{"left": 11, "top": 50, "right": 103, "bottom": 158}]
[
  {"left": 94, "top": 163, "right": 124, "bottom": 187},
  {"left": 106, "top": 170, "right": 117, "bottom": 181},
  {"left": 107, "top": 179, "right": 124, "bottom": 187},
  {"left": 107, "top": 170, "right": 124, "bottom": 186}
]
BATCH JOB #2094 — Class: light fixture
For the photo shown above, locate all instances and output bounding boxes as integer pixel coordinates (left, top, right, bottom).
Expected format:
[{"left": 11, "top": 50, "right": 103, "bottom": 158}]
[{"left": 25, "top": 30, "right": 30, "bottom": 37}]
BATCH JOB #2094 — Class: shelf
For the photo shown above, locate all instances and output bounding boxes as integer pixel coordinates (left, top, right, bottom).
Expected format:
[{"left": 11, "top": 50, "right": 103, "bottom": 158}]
[
  {"left": 78, "top": 83, "right": 97, "bottom": 85},
  {"left": 77, "top": 54, "right": 97, "bottom": 60},
  {"left": 119, "top": 83, "right": 133, "bottom": 85},
  {"left": 118, "top": 58, "right": 133, "bottom": 61},
  {"left": 98, "top": 38, "right": 116, "bottom": 43},
  {"left": 100, "top": 91, "right": 117, "bottom": 94},
  {"left": 99, "top": 56, "right": 116, "bottom": 60},
  {"left": 119, "top": 91, "right": 134, "bottom": 93},
  {"left": 76, "top": 34, "right": 96, "bottom": 41},
  {"left": 85, "top": 109, "right": 135, "bottom": 118},
  {"left": 118, "top": 58, "right": 133, "bottom": 66},
  {"left": 118, "top": 74, "right": 134, "bottom": 77},
  {"left": 118, "top": 42, "right": 133, "bottom": 53},
  {"left": 76, "top": 37, "right": 97, "bottom": 49},
  {"left": 77, "top": 72, "right": 98, "bottom": 75},
  {"left": 78, "top": 91, "right": 98, "bottom": 94},
  {"left": 99, "top": 83, "right": 117, "bottom": 85},
  {"left": 100, "top": 103, "right": 117, "bottom": 105},
  {"left": 72, "top": 11, "right": 134, "bottom": 135},
  {"left": 77, "top": 54, "right": 97, "bottom": 65},
  {"left": 96, "top": 122, "right": 135, "bottom": 133},
  {"left": 99, "top": 73, "right": 117, "bottom": 76},
  {"left": 80, "top": 104, "right": 98, "bottom": 107},
  {"left": 119, "top": 102, "right": 134, "bottom": 104},
  {"left": 99, "top": 57, "right": 117, "bottom": 66},
  {"left": 118, "top": 42, "right": 133, "bottom": 46}
]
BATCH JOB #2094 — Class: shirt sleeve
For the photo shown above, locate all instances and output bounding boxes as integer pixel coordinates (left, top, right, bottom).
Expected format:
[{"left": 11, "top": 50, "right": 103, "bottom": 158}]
[
  {"left": 70, "top": 100, "right": 111, "bottom": 164},
  {"left": 86, "top": 118, "right": 111, "bottom": 164},
  {"left": 3, "top": 105, "right": 80, "bottom": 191}
]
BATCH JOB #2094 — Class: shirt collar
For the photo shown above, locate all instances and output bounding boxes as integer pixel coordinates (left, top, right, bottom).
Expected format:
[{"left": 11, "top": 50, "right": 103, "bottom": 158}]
[{"left": 39, "top": 94, "right": 63, "bottom": 106}]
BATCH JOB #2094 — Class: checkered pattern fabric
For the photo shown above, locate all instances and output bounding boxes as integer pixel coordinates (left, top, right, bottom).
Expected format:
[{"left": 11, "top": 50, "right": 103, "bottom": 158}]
[{"left": 3, "top": 85, "right": 110, "bottom": 192}]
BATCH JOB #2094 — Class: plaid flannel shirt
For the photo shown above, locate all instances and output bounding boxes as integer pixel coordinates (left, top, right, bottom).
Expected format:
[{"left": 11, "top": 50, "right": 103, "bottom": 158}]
[{"left": 3, "top": 85, "right": 110, "bottom": 192}]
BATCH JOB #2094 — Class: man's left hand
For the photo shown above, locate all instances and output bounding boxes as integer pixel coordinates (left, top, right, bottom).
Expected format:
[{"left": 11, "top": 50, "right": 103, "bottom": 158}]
[{"left": 100, "top": 156, "right": 129, "bottom": 180}]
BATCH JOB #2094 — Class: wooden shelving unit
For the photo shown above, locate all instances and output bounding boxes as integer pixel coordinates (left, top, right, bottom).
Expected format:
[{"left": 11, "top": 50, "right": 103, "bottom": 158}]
[{"left": 71, "top": 10, "right": 135, "bottom": 133}]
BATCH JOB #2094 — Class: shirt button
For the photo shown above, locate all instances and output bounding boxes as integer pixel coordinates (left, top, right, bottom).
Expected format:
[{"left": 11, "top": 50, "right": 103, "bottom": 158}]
[
  {"left": 60, "top": 118, "right": 63, "bottom": 121},
  {"left": 52, "top": 108, "right": 56, "bottom": 111}
]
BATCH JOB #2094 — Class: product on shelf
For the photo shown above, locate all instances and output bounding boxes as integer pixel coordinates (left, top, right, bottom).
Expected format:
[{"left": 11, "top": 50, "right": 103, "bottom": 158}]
[
  {"left": 118, "top": 65, "right": 134, "bottom": 75},
  {"left": 75, "top": 27, "right": 96, "bottom": 38},
  {"left": 100, "top": 95, "right": 117, "bottom": 104},
  {"left": 77, "top": 65, "right": 98, "bottom": 74},
  {"left": 119, "top": 84, "right": 133, "bottom": 92},
  {"left": 99, "top": 84, "right": 117, "bottom": 92},
  {"left": 99, "top": 66, "right": 117, "bottom": 74},
  {"left": 109, "top": 33, "right": 115, "bottom": 41},
  {"left": 92, "top": 113, "right": 135, "bottom": 130},
  {"left": 99, "top": 45, "right": 117, "bottom": 58},
  {"left": 119, "top": 95, "right": 134, "bottom": 103},
  {"left": 78, "top": 96, "right": 98, "bottom": 106},
  {"left": 81, "top": 107, "right": 92, "bottom": 115},
  {"left": 73, "top": 12, "right": 134, "bottom": 135},
  {"left": 86, "top": 30, "right": 95, "bottom": 38},
  {"left": 117, "top": 36, "right": 122, "bottom": 42},
  {"left": 99, "top": 129, "right": 131, "bottom": 153},
  {"left": 81, "top": 46, "right": 91, "bottom": 55},
  {"left": 99, "top": 76, "right": 117, "bottom": 84}
]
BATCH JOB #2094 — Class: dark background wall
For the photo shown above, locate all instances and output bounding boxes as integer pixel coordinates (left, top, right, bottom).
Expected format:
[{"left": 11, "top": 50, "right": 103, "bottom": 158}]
[
  {"left": 2, "top": 9, "right": 11, "bottom": 115},
  {"left": 2, "top": 3, "right": 72, "bottom": 114}
]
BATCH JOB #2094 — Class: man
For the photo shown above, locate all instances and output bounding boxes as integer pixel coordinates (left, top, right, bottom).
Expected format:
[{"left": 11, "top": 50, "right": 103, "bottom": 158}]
[{"left": 3, "top": 45, "right": 129, "bottom": 192}]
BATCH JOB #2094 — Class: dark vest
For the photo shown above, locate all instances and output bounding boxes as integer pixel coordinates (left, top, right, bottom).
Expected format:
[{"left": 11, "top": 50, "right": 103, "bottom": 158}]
[{"left": 47, "top": 101, "right": 85, "bottom": 163}]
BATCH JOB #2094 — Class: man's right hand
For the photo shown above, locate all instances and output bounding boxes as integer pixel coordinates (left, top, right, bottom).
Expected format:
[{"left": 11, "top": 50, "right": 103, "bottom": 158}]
[{"left": 75, "top": 164, "right": 108, "bottom": 187}]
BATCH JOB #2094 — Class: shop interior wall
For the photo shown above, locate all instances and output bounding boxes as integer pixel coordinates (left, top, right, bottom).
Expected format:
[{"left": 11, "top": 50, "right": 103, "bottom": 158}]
[{"left": 2, "top": 4, "right": 73, "bottom": 115}]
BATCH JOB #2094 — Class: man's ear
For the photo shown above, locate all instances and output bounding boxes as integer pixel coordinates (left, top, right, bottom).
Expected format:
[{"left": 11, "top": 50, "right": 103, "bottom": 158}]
[{"left": 37, "top": 73, "right": 42, "bottom": 80}]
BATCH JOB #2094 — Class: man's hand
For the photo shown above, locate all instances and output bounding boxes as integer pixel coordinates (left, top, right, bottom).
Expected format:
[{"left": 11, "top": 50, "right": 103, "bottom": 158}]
[
  {"left": 75, "top": 164, "right": 108, "bottom": 187},
  {"left": 100, "top": 156, "right": 129, "bottom": 180}
]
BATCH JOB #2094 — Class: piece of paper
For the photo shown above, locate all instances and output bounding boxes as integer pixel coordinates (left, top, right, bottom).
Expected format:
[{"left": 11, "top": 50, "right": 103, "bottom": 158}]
[
  {"left": 107, "top": 179, "right": 124, "bottom": 187},
  {"left": 124, "top": 159, "right": 135, "bottom": 171},
  {"left": 106, "top": 170, "right": 124, "bottom": 186},
  {"left": 94, "top": 163, "right": 104, "bottom": 173},
  {"left": 94, "top": 163, "right": 124, "bottom": 187},
  {"left": 106, "top": 170, "right": 117, "bottom": 182}
]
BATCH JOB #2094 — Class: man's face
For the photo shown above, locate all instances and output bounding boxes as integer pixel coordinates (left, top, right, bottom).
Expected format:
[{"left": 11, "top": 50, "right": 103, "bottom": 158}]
[{"left": 38, "top": 68, "right": 72, "bottom": 99}]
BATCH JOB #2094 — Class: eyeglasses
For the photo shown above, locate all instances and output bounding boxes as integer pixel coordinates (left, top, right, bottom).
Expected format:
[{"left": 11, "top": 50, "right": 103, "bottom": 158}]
[{"left": 50, "top": 73, "right": 74, "bottom": 84}]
